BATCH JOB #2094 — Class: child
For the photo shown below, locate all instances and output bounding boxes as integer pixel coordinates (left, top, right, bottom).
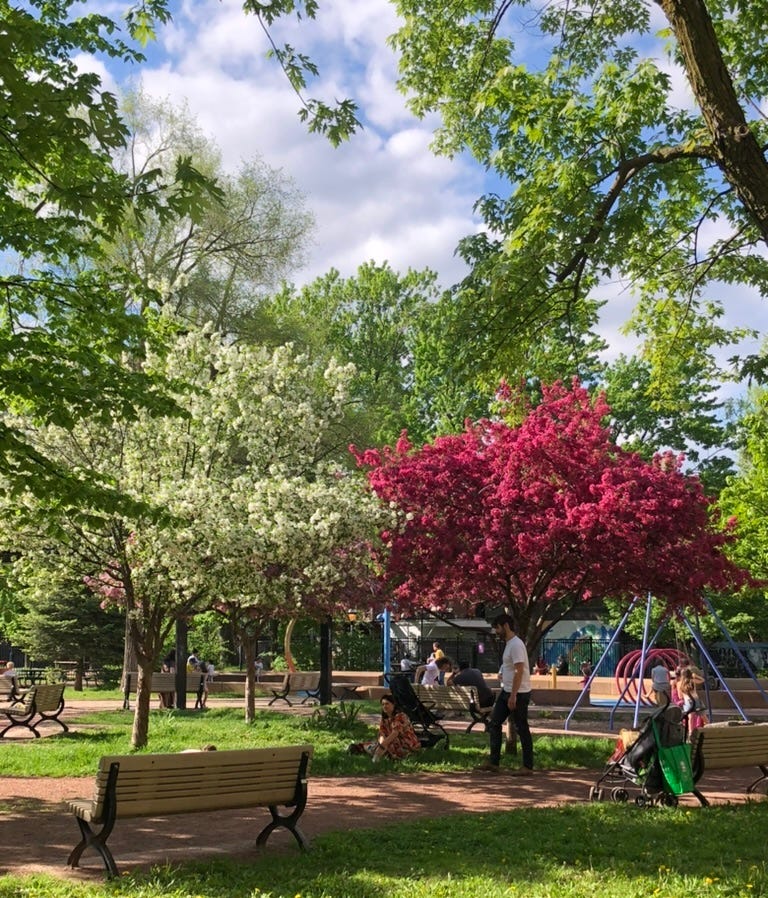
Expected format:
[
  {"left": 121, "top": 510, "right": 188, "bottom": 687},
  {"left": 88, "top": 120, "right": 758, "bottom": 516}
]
[{"left": 677, "top": 666, "right": 708, "bottom": 733}]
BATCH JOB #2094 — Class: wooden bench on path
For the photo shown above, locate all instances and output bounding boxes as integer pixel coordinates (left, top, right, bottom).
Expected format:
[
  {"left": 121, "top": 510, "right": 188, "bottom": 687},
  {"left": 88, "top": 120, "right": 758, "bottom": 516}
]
[
  {"left": 66, "top": 744, "right": 314, "bottom": 877},
  {"left": 0, "top": 683, "right": 67, "bottom": 738},
  {"left": 268, "top": 671, "right": 321, "bottom": 706},
  {"left": 122, "top": 671, "right": 206, "bottom": 711},
  {"left": 690, "top": 720, "right": 768, "bottom": 806},
  {"left": 413, "top": 684, "right": 494, "bottom": 733}
]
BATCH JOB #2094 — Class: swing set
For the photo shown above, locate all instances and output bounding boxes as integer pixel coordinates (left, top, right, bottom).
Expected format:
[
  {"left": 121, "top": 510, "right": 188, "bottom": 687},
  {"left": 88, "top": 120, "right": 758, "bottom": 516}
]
[{"left": 564, "top": 593, "right": 768, "bottom": 731}]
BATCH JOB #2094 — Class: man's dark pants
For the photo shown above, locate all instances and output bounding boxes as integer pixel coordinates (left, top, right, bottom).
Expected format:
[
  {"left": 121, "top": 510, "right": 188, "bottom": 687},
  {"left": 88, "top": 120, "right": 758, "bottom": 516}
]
[{"left": 488, "top": 689, "right": 533, "bottom": 769}]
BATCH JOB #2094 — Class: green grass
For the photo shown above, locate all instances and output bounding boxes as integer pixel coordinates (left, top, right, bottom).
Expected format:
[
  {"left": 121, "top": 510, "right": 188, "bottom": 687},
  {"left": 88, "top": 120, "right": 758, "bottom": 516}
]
[
  {"left": 0, "top": 706, "right": 613, "bottom": 778},
  {"left": 1, "top": 802, "right": 767, "bottom": 897}
]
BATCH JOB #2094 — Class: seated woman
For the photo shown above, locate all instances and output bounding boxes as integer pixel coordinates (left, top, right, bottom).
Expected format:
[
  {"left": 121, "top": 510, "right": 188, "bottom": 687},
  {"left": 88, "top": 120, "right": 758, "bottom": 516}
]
[{"left": 366, "top": 693, "right": 421, "bottom": 763}]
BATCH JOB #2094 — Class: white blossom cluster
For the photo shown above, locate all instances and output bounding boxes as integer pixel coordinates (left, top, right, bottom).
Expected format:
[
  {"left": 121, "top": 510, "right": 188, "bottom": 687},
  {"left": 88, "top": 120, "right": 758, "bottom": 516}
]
[{"left": 1, "top": 329, "right": 394, "bottom": 646}]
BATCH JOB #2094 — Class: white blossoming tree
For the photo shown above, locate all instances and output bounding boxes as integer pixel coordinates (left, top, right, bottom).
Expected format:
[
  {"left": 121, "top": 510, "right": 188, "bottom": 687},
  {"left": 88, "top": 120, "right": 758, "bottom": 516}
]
[{"left": 2, "top": 327, "right": 390, "bottom": 745}]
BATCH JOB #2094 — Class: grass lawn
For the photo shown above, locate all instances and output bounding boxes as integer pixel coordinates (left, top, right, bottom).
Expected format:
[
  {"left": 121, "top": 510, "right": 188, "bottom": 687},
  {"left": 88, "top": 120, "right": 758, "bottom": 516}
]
[
  {"left": 0, "top": 705, "right": 613, "bottom": 777},
  {"left": 4, "top": 704, "right": 763, "bottom": 898},
  {"left": 0, "top": 802, "right": 766, "bottom": 898}
]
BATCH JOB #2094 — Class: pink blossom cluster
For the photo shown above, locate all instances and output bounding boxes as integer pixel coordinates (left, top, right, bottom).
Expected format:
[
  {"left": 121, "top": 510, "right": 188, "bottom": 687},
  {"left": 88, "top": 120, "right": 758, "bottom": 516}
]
[{"left": 354, "top": 380, "right": 749, "bottom": 627}]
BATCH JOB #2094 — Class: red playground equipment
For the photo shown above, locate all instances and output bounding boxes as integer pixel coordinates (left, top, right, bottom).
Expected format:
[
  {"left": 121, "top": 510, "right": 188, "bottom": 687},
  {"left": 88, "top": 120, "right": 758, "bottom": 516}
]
[{"left": 615, "top": 647, "right": 690, "bottom": 706}]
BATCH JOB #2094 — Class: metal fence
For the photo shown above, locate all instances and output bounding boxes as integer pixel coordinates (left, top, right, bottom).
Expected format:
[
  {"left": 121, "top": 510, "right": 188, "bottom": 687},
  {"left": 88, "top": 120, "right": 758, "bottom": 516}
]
[
  {"left": 538, "top": 636, "right": 640, "bottom": 677},
  {"left": 252, "top": 632, "right": 642, "bottom": 676}
]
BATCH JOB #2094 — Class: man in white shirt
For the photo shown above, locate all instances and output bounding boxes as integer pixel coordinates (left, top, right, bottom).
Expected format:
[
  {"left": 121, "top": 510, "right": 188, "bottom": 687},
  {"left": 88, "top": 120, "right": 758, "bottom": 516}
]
[{"left": 476, "top": 612, "right": 534, "bottom": 775}]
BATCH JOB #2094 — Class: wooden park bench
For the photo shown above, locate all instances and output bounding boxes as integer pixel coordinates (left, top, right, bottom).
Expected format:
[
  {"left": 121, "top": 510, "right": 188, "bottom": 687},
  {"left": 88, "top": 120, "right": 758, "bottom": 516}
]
[
  {"left": 413, "top": 684, "right": 494, "bottom": 733},
  {"left": 66, "top": 744, "right": 314, "bottom": 877},
  {"left": 0, "top": 683, "right": 67, "bottom": 738},
  {"left": 122, "top": 671, "right": 206, "bottom": 710},
  {"left": 689, "top": 720, "right": 768, "bottom": 806},
  {"left": 268, "top": 671, "right": 321, "bottom": 706}
]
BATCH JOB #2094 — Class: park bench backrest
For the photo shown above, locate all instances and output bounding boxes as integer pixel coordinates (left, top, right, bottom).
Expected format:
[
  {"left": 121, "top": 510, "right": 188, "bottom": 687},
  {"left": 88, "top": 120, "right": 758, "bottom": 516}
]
[
  {"left": 414, "top": 684, "right": 484, "bottom": 711},
  {"left": 33, "top": 683, "right": 65, "bottom": 713},
  {"left": 149, "top": 672, "right": 204, "bottom": 692},
  {"left": 287, "top": 672, "right": 320, "bottom": 692},
  {"left": 124, "top": 671, "right": 204, "bottom": 693},
  {"left": 0, "top": 678, "right": 16, "bottom": 700},
  {"left": 88, "top": 745, "right": 314, "bottom": 821},
  {"left": 690, "top": 720, "right": 768, "bottom": 770}
]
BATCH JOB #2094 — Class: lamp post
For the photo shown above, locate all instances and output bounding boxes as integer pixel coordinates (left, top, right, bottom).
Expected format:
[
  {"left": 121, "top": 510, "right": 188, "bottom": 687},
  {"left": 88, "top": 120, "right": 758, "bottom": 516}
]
[{"left": 382, "top": 608, "right": 391, "bottom": 677}]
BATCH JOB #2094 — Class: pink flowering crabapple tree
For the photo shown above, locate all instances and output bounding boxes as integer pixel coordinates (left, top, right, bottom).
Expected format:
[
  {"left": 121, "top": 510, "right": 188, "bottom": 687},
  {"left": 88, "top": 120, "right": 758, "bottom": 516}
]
[{"left": 354, "top": 380, "right": 749, "bottom": 658}]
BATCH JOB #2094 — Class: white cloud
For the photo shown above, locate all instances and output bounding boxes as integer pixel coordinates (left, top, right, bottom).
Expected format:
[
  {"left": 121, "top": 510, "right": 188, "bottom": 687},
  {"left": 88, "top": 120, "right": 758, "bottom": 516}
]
[{"left": 128, "top": 0, "right": 481, "bottom": 290}]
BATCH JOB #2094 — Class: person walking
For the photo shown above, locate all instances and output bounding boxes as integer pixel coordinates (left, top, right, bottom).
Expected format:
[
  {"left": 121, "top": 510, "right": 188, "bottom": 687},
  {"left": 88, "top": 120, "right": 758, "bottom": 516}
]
[{"left": 476, "top": 612, "right": 534, "bottom": 775}]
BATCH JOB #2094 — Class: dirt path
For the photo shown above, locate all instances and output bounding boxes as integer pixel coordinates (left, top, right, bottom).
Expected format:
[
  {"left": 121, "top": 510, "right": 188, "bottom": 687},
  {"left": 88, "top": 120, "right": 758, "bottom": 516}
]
[{"left": 0, "top": 766, "right": 762, "bottom": 881}]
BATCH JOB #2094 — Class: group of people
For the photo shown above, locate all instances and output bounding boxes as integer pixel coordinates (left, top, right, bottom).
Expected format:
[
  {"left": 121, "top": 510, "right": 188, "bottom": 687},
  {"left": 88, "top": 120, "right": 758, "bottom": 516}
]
[
  {"left": 358, "top": 613, "right": 535, "bottom": 774},
  {"left": 159, "top": 649, "right": 215, "bottom": 710}
]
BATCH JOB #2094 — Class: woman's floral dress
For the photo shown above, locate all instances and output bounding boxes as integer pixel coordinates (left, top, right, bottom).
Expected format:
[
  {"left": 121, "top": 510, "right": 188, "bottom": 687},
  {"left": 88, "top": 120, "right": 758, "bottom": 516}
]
[{"left": 378, "top": 711, "right": 421, "bottom": 759}]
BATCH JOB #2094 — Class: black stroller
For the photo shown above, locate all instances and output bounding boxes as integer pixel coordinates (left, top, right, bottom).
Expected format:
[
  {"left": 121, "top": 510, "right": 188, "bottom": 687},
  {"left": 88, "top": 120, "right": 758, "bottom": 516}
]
[
  {"left": 589, "top": 702, "right": 700, "bottom": 807},
  {"left": 387, "top": 673, "right": 450, "bottom": 750}
]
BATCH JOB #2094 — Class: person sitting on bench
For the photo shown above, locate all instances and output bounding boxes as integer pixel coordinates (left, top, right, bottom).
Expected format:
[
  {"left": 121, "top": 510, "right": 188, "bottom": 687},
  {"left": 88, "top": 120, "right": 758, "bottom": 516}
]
[{"left": 444, "top": 660, "right": 494, "bottom": 708}]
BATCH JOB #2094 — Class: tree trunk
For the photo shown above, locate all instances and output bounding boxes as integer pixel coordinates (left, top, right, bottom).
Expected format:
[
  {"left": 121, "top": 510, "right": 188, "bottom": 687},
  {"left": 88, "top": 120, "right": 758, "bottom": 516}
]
[
  {"left": 74, "top": 658, "right": 84, "bottom": 692},
  {"left": 241, "top": 632, "right": 258, "bottom": 724},
  {"left": 658, "top": 0, "right": 768, "bottom": 242},
  {"left": 131, "top": 660, "right": 154, "bottom": 749}
]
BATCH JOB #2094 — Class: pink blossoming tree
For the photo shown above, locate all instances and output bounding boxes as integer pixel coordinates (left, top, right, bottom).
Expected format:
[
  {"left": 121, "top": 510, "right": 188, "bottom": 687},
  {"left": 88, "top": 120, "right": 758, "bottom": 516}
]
[{"left": 354, "top": 380, "right": 749, "bottom": 656}]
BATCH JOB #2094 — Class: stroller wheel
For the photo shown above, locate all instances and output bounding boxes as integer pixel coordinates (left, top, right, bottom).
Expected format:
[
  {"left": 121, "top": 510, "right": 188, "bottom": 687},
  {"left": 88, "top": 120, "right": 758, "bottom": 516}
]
[
  {"left": 611, "top": 787, "right": 629, "bottom": 803},
  {"left": 661, "top": 793, "right": 679, "bottom": 807},
  {"left": 635, "top": 794, "right": 649, "bottom": 808}
]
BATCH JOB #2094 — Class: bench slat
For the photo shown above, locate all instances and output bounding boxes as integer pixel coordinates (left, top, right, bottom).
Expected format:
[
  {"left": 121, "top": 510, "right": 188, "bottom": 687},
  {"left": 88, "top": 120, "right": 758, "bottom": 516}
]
[{"left": 691, "top": 722, "right": 768, "bottom": 776}]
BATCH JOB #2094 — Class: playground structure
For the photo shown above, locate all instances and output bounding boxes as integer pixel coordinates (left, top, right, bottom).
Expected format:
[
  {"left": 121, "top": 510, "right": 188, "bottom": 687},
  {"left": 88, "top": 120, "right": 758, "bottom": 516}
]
[
  {"left": 612, "top": 647, "right": 689, "bottom": 706},
  {"left": 565, "top": 594, "right": 768, "bottom": 731}
]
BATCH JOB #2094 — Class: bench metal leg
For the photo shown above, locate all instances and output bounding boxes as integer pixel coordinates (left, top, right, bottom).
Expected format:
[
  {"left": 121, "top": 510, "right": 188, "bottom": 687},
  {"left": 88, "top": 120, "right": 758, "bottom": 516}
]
[
  {"left": 68, "top": 762, "right": 120, "bottom": 877},
  {"left": 300, "top": 688, "right": 321, "bottom": 705},
  {"left": 504, "top": 718, "right": 518, "bottom": 756},
  {"left": 68, "top": 815, "right": 119, "bottom": 878},
  {"left": 256, "top": 805, "right": 311, "bottom": 851},
  {"left": 268, "top": 692, "right": 292, "bottom": 706},
  {"left": 692, "top": 787, "right": 710, "bottom": 807},
  {"left": 0, "top": 714, "right": 36, "bottom": 738},
  {"left": 746, "top": 765, "right": 768, "bottom": 794},
  {"left": 39, "top": 700, "right": 69, "bottom": 734},
  {"left": 255, "top": 750, "right": 311, "bottom": 851},
  {"left": 465, "top": 711, "right": 491, "bottom": 734}
]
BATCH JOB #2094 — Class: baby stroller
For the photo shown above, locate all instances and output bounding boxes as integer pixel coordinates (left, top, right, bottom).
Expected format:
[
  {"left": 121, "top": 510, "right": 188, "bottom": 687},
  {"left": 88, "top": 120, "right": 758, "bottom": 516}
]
[
  {"left": 387, "top": 673, "right": 450, "bottom": 750},
  {"left": 589, "top": 702, "right": 700, "bottom": 807}
]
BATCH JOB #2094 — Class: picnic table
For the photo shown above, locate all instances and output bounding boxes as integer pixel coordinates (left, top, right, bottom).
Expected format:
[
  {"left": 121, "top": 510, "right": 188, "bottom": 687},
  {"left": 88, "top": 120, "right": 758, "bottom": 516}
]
[{"left": 15, "top": 668, "right": 49, "bottom": 687}]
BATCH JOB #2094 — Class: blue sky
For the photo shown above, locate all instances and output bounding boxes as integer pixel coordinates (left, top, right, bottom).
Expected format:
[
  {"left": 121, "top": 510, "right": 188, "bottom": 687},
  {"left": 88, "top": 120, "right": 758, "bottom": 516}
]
[{"left": 84, "top": 0, "right": 767, "bottom": 377}]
